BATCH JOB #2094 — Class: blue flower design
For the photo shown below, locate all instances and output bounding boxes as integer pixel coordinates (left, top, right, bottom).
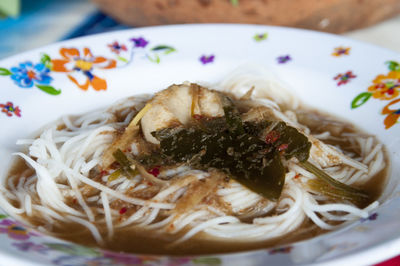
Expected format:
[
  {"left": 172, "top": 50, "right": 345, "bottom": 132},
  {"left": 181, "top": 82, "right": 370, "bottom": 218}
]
[{"left": 10, "top": 61, "right": 52, "bottom": 88}]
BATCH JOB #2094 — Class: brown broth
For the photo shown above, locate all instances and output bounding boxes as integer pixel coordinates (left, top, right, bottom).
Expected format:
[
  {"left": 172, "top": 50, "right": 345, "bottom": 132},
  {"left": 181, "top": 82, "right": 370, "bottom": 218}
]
[
  {"left": 296, "top": 108, "right": 388, "bottom": 204},
  {"left": 3, "top": 107, "right": 389, "bottom": 256},
  {"left": 38, "top": 220, "right": 327, "bottom": 255}
]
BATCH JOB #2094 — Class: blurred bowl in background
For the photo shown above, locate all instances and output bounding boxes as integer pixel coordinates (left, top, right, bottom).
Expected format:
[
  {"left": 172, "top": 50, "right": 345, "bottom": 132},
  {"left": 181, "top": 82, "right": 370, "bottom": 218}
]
[{"left": 91, "top": 0, "right": 400, "bottom": 33}]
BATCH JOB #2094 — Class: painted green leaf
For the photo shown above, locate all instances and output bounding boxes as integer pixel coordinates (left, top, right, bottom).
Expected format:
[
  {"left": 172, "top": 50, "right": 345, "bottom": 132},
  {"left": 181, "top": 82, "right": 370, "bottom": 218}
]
[
  {"left": 151, "top": 45, "right": 173, "bottom": 51},
  {"left": 117, "top": 56, "right": 128, "bottom": 63},
  {"left": 147, "top": 54, "right": 161, "bottom": 64},
  {"left": 163, "top": 48, "right": 176, "bottom": 55},
  {"left": 40, "top": 54, "right": 52, "bottom": 70},
  {"left": 385, "top": 61, "right": 400, "bottom": 71},
  {"left": 45, "top": 243, "right": 100, "bottom": 256},
  {"left": 254, "top": 33, "right": 268, "bottom": 42},
  {"left": 40, "top": 53, "right": 51, "bottom": 65},
  {"left": 351, "top": 92, "right": 372, "bottom": 109},
  {"left": 0, "top": 67, "right": 12, "bottom": 76},
  {"left": 193, "top": 257, "right": 222, "bottom": 265},
  {"left": 36, "top": 85, "right": 61, "bottom": 95},
  {"left": 0, "top": 214, "right": 8, "bottom": 219},
  {"left": 151, "top": 45, "right": 176, "bottom": 55}
]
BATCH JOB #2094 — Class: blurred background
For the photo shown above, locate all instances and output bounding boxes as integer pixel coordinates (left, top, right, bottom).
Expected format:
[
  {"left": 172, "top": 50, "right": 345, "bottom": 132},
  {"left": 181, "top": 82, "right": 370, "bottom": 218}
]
[{"left": 0, "top": 0, "right": 400, "bottom": 59}]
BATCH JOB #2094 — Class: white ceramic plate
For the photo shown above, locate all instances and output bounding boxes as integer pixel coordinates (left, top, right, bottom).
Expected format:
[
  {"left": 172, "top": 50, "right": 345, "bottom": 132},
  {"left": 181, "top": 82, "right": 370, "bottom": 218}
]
[{"left": 0, "top": 24, "right": 399, "bottom": 266}]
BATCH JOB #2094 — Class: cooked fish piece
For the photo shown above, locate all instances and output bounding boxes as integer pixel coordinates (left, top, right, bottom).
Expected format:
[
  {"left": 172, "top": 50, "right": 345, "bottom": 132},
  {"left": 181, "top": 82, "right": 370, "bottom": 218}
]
[{"left": 141, "top": 83, "right": 224, "bottom": 144}]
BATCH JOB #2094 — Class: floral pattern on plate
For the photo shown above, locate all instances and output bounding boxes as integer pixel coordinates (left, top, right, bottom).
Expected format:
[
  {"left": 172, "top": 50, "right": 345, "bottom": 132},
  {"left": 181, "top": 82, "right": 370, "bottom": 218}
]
[
  {"left": 0, "top": 36, "right": 176, "bottom": 94},
  {"left": 109, "top": 37, "right": 176, "bottom": 65},
  {"left": 253, "top": 33, "right": 268, "bottom": 42},
  {"left": 277, "top": 55, "right": 291, "bottom": 64},
  {"left": 0, "top": 58, "right": 60, "bottom": 95},
  {"left": 200, "top": 55, "right": 215, "bottom": 65},
  {"left": 351, "top": 60, "right": 400, "bottom": 129},
  {"left": 334, "top": 71, "right": 356, "bottom": 86},
  {"left": 0, "top": 218, "right": 39, "bottom": 241},
  {"left": 51, "top": 47, "right": 117, "bottom": 91},
  {"left": 0, "top": 101, "right": 21, "bottom": 117},
  {"left": 332, "top": 47, "right": 351, "bottom": 57}
]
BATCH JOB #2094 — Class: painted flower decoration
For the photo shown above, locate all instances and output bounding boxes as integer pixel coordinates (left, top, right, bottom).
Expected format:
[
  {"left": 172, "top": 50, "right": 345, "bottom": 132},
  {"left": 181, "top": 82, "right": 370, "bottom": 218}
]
[
  {"left": 0, "top": 101, "right": 21, "bottom": 117},
  {"left": 108, "top": 41, "right": 127, "bottom": 55},
  {"left": 277, "top": 55, "right": 291, "bottom": 64},
  {"left": 200, "top": 55, "right": 215, "bottom": 65},
  {"left": 382, "top": 98, "right": 400, "bottom": 129},
  {"left": 254, "top": 33, "right": 268, "bottom": 42},
  {"left": 110, "top": 37, "right": 176, "bottom": 64},
  {"left": 334, "top": 71, "right": 356, "bottom": 86},
  {"left": 0, "top": 56, "right": 60, "bottom": 95},
  {"left": 52, "top": 255, "right": 112, "bottom": 266},
  {"left": 131, "top": 37, "right": 149, "bottom": 48},
  {"left": 51, "top": 47, "right": 116, "bottom": 91},
  {"left": 51, "top": 252, "right": 165, "bottom": 266},
  {"left": 9, "top": 61, "right": 52, "bottom": 88},
  {"left": 13, "top": 242, "right": 49, "bottom": 254},
  {"left": 0, "top": 219, "right": 36, "bottom": 240},
  {"left": 351, "top": 60, "right": 400, "bottom": 130},
  {"left": 102, "top": 250, "right": 160, "bottom": 264},
  {"left": 332, "top": 46, "right": 351, "bottom": 57},
  {"left": 367, "top": 71, "right": 400, "bottom": 100}
]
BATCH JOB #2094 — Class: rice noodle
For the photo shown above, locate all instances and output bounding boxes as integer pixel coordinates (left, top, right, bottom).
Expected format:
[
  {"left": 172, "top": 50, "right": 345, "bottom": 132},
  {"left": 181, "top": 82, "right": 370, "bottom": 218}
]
[
  {"left": 0, "top": 68, "right": 387, "bottom": 252},
  {"left": 100, "top": 192, "right": 113, "bottom": 239}
]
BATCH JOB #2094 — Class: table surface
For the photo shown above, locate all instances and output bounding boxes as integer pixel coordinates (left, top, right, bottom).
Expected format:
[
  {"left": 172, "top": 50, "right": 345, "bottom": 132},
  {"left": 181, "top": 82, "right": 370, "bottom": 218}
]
[
  {"left": 1, "top": 0, "right": 400, "bottom": 59},
  {"left": 0, "top": 1, "right": 399, "bottom": 265}
]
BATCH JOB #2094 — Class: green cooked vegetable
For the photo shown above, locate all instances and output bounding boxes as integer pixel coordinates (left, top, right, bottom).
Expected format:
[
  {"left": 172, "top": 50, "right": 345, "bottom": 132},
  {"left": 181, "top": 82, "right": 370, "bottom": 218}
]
[
  {"left": 307, "top": 178, "right": 367, "bottom": 206},
  {"left": 150, "top": 95, "right": 311, "bottom": 201},
  {"left": 112, "top": 149, "right": 139, "bottom": 179},
  {"left": 133, "top": 92, "right": 369, "bottom": 204},
  {"left": 300, "top": 161, "right": 369, "bottom": 205},
  {"left": 108, "top": 169, "right": 121, "bottom": 182},
  {"left": 154, "top": 122, "right": 286, "bottom": 200}
]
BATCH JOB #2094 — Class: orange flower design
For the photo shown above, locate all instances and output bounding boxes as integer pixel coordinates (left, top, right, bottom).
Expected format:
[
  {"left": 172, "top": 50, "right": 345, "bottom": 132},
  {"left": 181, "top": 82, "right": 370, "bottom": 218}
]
[
  {"left": 51, "top": 47, "right": 116, "bottom": 91},
  {"left": 332, "top": 47, "right": 351, "bottom": 57},
  {"left": 382, "top": 98, "right": 400, "bottom": 129},
  {"left": 367, "top": 71, "right": 400, "bottom": 100}
]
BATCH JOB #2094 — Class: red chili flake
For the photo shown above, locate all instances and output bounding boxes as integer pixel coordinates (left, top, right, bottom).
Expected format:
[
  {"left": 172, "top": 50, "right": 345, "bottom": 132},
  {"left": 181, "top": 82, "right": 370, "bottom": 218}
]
[
  {"left": 148, "top": 166, "right": 160, "bottom": 177},
  {"left": 99, "top": 170, "right": 109, "bottom": 177},
  {"left": 147, "top": 181, "right": 153, "bottom": 186},
  {"left": 123, "top": 147, "right": 132, "bottom": 153},
  {"left": 119, "top": 207, "right": 127, "bottom": 215},
  {"left": 294, "top": 174, "right": 301, "bottom": 179},
  {"left": 278, "top": 143, "right": 289, "bottom": 152},
  {"left": 265, "top": 130, "right": 280, "bottom": 144},
  {"left": 72, "top": 198, "right": 77, "bottom": 204},
  {"left": 193, "top": 114, "right": 203, "bottom": 120}
]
